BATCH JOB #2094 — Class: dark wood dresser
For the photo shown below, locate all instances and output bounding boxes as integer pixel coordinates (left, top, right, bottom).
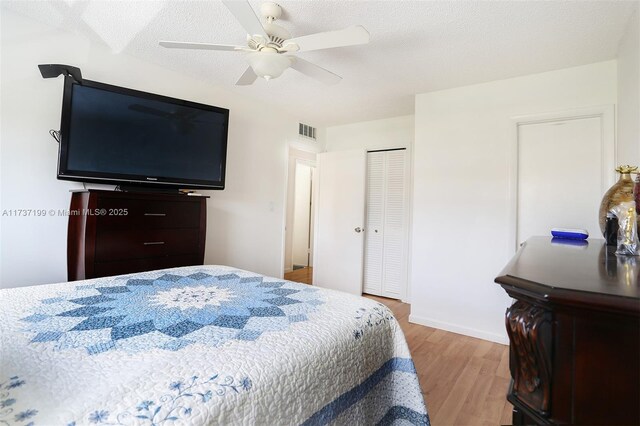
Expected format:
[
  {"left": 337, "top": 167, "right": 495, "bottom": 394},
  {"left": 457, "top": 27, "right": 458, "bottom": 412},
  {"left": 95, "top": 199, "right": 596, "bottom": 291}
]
[
  {"left": 68, "top": 190, "right": 208, "bottom": 281},
  {"left": 495, "top": 237, "right": 639, "bottom": 425}
]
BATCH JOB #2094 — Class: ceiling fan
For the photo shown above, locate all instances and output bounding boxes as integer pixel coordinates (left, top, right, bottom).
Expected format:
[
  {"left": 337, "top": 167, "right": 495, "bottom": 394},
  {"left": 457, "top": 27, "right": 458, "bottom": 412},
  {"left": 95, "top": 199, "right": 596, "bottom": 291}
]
[{"left": 159, "top": 1, "right": 370, "bottom": 85}]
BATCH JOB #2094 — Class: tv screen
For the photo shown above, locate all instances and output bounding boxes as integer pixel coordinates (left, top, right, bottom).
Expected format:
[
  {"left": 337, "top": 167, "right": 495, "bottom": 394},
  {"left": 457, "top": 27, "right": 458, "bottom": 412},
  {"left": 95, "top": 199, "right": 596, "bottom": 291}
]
[{"left": 57, "top": 77, "right": 229, "bottom": 189}]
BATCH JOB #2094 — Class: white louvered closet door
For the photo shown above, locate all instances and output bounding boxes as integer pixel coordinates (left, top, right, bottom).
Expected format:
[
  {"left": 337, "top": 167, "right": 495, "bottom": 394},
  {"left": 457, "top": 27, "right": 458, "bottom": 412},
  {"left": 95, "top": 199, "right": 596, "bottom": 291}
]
[
  {"left": 363, "top": 150, "right": 408, "bottom": 299},
  {"left": 364, "top": 152, "right": 385, "bottom": 295}
]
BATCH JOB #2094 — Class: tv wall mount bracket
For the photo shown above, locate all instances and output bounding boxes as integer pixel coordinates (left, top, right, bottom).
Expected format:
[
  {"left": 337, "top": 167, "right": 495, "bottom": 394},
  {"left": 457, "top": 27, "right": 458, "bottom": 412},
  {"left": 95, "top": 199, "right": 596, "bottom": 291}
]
[
  {"left": 39, "top": 64, "right": 83, "bottom": 143},
  {"left": 38, "top": 64, "right": 82, "bottom": 83}
]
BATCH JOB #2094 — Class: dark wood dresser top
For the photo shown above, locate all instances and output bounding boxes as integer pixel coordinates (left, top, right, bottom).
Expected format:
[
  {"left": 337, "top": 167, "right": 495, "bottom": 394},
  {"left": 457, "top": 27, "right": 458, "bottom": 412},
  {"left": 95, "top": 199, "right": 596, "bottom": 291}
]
[
  {"left": 496, "top": 236, "right": 640, "bottom": 425},
  {"left": 495, "top": 237, "right": 639, "bottom": 314},
  {"left": 69, "top": 189, "right": 210, "bottom": 200}
]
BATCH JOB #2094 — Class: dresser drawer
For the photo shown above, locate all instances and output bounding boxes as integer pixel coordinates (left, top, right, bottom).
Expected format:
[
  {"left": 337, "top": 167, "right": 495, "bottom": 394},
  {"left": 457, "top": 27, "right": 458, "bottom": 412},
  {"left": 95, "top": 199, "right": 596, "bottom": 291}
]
[
  {"left": 97, "top": 197, "right": 201, "bottom": 229},
  {"left": 94, "top": 228, "right": 200, "bottom": 261}
]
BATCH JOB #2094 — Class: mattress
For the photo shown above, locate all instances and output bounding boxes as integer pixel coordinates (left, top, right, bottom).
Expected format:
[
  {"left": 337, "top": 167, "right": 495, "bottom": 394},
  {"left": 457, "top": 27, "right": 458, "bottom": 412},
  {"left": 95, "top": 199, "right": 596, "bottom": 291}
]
[{"left": 0, "top": 265, "right": 429, "bottom": 425}]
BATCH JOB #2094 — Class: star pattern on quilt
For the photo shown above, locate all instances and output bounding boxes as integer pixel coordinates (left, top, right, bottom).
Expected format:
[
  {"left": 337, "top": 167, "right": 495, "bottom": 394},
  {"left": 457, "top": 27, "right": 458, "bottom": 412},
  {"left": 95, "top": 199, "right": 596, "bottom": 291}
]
[{"left": 22, "top": 270, "right": 323, "bottom": 355}]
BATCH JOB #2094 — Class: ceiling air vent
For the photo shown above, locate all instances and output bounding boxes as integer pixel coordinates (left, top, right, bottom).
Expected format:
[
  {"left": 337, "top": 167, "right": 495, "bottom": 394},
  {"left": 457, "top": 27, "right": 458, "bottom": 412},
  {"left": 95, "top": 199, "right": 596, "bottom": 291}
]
[{"left": 299, "top": 123, "right": 316, "bottom": 140}]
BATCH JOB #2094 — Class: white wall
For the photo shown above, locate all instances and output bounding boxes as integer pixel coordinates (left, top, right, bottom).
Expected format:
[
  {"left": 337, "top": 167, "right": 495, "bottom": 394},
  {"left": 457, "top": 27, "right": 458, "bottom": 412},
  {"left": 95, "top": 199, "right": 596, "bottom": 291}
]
[
  {"left": 411, "top": 61, "right": 617, "bottom": 343},
  {"left": 616, "top": 5, "right": 640, "bottom": 166},
  {"left": 326, "top": 115, "right": 414, "bottom": 152},
  {"left": 0, "top": 10, "right": 321, "bottom": 288}
]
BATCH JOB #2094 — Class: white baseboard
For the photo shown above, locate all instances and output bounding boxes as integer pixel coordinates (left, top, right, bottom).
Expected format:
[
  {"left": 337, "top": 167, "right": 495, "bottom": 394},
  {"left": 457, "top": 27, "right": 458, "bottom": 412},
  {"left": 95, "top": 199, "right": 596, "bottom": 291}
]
[
  {"left": 408, "top": 314, "right": 509, "bottom": 345},
  {"left": 284, "top": 268, "right": 293, "bottom": 273}
]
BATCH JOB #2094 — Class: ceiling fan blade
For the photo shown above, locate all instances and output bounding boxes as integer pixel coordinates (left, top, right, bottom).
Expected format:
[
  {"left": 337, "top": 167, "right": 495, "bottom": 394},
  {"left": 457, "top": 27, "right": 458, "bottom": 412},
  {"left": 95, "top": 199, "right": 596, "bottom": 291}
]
[
  {"left": 285, "top": 25, "right": 370, "bottom": 52},
  {"left": 236, "top": 67, "right": 258, "bottom": 86},
  {"left": 222, "top": 0, "right": 268, "bottom": 38},
  {"left": 159, "top": 41, "right": 241, "bottom": 51},
  {"left": 290, "top": 57, "right": 342, "bottom": 85}
]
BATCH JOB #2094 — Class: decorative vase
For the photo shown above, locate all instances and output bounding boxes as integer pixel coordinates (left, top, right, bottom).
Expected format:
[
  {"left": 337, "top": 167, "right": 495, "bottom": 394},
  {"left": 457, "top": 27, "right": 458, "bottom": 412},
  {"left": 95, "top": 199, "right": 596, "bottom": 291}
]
[{"left": 599, "top": 165, "right": 638, "bottom": 236}]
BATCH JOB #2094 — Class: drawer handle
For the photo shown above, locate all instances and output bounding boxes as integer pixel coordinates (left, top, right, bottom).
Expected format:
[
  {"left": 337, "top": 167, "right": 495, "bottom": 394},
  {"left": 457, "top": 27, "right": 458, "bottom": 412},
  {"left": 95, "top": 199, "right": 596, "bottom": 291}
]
[
  {"left": 143, "top": 241, "right": 165, "bottom": 246},
  {"left": 144, "top": 213, "right": 166, "bottom": 217}
]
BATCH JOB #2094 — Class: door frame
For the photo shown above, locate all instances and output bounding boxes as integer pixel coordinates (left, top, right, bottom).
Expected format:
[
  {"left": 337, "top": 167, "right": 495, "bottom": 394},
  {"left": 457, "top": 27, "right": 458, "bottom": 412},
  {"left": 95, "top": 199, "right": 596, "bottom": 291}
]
[
  {"left": 282, "top": 146, "right": 320, "bottom": 278},
  {"left": 507, "top": 105, "right": 616, "bottom": 253}
]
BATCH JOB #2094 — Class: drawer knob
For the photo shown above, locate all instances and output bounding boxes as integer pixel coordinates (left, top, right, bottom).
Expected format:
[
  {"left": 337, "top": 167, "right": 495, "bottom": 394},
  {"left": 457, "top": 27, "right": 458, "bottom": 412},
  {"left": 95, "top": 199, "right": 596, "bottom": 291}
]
[
  {"left": 143, "top": 241, "right": 165, "bottom": 246},
  {"left": 144, "top": 213, "right": 166, "bottom": 217}
]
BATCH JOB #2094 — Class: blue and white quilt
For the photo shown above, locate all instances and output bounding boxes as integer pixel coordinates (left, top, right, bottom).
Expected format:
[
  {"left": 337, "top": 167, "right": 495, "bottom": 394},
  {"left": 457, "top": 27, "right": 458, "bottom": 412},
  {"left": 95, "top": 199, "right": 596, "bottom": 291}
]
[{"left": 0, "top": 265, "right": 429, "bottom": 425}]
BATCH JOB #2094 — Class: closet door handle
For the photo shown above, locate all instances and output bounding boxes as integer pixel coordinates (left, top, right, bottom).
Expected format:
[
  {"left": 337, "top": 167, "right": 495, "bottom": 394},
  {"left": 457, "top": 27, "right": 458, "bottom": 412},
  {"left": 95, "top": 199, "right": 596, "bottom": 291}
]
[
  {"left": 144, "top": 213, "right": 166, "bottom": 217},
  {"left": 143, "top": 241, "right": 165, "bottom": 246}
]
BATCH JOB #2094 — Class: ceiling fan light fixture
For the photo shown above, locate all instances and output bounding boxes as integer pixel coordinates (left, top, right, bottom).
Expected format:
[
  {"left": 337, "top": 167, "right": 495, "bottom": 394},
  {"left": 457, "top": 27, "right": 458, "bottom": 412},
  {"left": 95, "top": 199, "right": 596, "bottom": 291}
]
[{"left": 248, "top": 51, "right": 291, "bottom": 81}]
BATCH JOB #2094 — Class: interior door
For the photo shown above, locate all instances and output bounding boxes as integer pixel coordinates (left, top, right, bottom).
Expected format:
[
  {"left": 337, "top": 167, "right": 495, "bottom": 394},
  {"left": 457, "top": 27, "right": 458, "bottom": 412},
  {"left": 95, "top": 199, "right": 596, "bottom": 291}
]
[
  {"left": 313, "top": 149, "right": 366, "bottom": 295},
  {"left": 517, "top": 117, "right": 604, "bottom": 245},
  {"left": 363, "top": 152, "right": 385, "bottom": 295},
  {"left": 380, "top": 149, "right": 408, "bottom": 298},
  {"left": 363, "top": 150, "right": 408, "bottom": 299}
]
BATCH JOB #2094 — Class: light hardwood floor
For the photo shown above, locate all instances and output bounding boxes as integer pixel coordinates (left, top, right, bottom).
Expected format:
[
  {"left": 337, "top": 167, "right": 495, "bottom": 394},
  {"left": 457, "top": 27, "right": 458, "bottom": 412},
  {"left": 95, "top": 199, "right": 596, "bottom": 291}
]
[
  {"left": 284, "top": 267, "right": 313, "bottom": 284},
  {"left": 284, "top": 268, "right": 513, "bottom": 426}
]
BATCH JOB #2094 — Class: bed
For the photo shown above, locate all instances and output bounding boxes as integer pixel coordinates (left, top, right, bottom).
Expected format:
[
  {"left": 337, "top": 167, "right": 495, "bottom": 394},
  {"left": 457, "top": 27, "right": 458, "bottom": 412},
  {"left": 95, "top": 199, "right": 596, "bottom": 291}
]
[{"left": 0, "top": 265, "right": 429, "bottom": 425}]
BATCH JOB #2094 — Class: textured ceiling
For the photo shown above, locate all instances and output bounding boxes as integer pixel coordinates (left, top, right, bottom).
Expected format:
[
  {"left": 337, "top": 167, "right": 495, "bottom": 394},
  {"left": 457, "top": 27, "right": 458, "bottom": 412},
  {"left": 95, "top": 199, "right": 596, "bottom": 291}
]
[{"left": 2, "top": 0, "right": 636, "bottom": 126}]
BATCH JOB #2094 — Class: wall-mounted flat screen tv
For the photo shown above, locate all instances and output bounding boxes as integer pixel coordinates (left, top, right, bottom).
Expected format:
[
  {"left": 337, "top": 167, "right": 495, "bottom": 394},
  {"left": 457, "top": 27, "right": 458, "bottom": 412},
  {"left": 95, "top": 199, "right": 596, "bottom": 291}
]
[{"left": 57, "top": 77, "right": 229, "bottom": 190}]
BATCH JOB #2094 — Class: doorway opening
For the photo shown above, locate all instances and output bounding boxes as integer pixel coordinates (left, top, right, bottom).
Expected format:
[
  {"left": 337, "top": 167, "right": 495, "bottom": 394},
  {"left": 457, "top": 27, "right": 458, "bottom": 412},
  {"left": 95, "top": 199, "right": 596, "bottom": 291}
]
[
  {"left": 292, "top": 163, "right": 313, "bottom": 270},
  {"left": 284, "top": 149, "right": 316, "bottom": 285}
]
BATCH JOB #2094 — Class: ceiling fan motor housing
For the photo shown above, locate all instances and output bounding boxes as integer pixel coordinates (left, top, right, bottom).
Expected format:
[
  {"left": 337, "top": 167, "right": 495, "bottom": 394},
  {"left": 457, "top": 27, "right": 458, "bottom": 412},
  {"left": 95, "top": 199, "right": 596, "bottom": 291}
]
[
  {"left": 260, "top": 2, "right": 282, "bottom": 21},
  {"left": 257, "top": 2, "right": 290, "bottom": 48}
]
